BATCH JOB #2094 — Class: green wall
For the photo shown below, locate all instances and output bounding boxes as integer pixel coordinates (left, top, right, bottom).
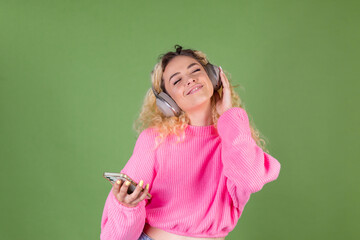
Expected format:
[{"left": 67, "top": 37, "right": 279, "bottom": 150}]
[{"left": 1, "top": 0, "right": 359, "bottom": 239}]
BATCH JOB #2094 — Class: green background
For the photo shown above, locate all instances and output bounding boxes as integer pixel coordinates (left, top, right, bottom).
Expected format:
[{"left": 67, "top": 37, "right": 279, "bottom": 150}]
[{"left": 1, "top": 0, "right": 359, "bottom": 239}]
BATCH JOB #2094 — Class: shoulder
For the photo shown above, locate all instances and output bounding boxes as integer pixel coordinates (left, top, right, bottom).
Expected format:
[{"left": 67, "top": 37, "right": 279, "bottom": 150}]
[
  {"left": 133, "top": 127, "right": 160, "bottom": 150},
  {"left": 138, "top": 127, "right": 160, "bottom": 139}
]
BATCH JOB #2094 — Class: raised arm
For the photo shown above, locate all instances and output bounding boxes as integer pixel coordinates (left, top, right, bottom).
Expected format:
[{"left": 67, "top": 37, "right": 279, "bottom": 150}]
[{"left": 217, "top": 107, "right": 281, "bottom": 209}]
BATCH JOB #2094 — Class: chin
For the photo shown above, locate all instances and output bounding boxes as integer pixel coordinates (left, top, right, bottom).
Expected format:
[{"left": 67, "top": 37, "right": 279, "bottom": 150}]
[{"left": 182, "top": 96, "right": 212, "bottom": 112}]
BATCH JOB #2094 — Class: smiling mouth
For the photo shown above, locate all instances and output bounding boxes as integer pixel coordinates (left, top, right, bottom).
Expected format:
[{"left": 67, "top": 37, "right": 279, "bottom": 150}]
[{"left": 187, "top": 85, "right": 203, "bottom": 95}]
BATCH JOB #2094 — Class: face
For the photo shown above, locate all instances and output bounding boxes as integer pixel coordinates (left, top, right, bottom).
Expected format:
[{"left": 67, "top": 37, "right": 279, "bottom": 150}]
[{"left": 162, "top": 55, "right": 214, "bottom": 114}]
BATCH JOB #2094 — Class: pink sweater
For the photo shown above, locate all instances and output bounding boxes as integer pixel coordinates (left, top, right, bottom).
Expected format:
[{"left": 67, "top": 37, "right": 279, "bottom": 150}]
[{"left": 100, "top": 107, "right": 281, "bottom": 240}]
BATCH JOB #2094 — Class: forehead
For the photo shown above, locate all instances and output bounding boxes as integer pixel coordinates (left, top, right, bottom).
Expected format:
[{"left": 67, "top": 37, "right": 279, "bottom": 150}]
[{"left": 163, "top": 56, "right": 200, "bottom": 77}]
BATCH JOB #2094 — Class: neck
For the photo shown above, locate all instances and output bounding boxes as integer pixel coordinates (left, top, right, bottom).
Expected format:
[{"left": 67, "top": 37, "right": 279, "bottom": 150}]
[{"left": 185, "top": 100, "right": 213, "bottom": 126}]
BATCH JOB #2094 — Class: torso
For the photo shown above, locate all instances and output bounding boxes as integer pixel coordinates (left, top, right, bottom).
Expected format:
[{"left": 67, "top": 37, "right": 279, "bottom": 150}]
[{"left": 143, "top": 223, "right": 226, "bottom": 240}]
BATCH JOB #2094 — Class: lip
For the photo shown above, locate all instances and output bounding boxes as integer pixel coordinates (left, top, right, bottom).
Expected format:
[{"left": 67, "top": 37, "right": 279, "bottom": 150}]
[{"left": 186, "top": 84, "right": 203, "bottom": 95}]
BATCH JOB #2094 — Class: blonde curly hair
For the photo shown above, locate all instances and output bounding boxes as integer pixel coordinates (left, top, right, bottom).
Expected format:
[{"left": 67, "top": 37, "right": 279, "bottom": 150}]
[{"left": 133, "top": 45, "right": 269, "bottom": 153}]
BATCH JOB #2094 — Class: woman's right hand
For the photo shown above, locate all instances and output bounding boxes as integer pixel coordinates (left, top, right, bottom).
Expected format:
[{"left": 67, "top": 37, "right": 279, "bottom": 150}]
[{"left": 112, "top": 180, "right": 150, "bottom": 208}]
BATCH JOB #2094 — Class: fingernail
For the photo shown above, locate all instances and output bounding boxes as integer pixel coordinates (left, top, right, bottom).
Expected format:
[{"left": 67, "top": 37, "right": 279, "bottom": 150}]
[
  {"left": 219, "top": 66, "right": 222, "bottom": 71},
  {"left": 116, "top": 180, "right": 121, "bottom": 185},
  {"left": 125, "top": 181, "right": 130, "bottom": 186},
  {"left": 139, "top": 180, "right": 144, "bottom": 187},
  {"left": 146, "top": 184, "right": 150, "bottom": 190}
]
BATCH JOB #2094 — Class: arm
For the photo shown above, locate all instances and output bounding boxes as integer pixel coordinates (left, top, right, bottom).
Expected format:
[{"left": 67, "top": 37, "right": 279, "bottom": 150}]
[
  {"left": 100, "top": 128, "right": 158, "bottom": 240},
  {"left": 217, "top": 107, "right": 281, "bottom": 209}
]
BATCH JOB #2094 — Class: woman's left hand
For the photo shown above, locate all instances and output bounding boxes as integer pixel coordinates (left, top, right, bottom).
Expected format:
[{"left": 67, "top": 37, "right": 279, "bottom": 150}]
[{"left": 214, "top": 66, "right": 232, "bottom": 116}]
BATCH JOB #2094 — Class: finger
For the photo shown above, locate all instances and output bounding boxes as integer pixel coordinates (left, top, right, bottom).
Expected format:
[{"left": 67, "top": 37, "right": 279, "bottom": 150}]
[
  {"left": 219, "top": 69, "right": 231, "bottom": 100},
  {"left": 128, "top": 180, "right": 145, "bottom": 202},
  {"left": 119, "top": 180, "right": 131, "bottom": 200},
  {"left": 220, "top": 71, "right": 229, "bottom": 88},
  {"left": 112, "top": 179, "right": 123, "bottom": 195},
  {"left": 219, "top": 66, "right": 230, "bottom": 89},
  {"left": 133, "top": 184, "right": 151, "bottom": 204},
  {"left": 144, "top": 183, "right": 151, "bottom": 199}
]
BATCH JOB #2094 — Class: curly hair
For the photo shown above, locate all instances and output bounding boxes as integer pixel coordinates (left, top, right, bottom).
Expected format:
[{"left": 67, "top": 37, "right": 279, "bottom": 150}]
[{"left": 133, "top": 45, "right": 269, "bottom": 153}]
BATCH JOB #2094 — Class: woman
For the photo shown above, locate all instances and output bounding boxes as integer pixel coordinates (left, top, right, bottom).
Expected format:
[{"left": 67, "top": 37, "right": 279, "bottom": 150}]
[{"left": 100, "top": 45, "right": 281, "bottom": 240}]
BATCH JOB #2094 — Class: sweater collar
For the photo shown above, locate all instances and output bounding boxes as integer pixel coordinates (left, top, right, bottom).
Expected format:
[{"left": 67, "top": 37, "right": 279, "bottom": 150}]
[{"left": 184, "top": 124, "right": 218, "bottom": 136}]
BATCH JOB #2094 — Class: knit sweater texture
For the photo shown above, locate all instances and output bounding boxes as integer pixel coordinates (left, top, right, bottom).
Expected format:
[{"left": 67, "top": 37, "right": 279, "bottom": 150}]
[{"left": 100, "top": 107, "right": 281, "bottom": 240}]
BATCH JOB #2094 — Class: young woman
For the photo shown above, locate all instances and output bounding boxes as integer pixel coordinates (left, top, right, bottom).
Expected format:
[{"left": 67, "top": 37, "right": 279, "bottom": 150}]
[{"left": 100, "top": 45, "right": 281, "bottom": 240}]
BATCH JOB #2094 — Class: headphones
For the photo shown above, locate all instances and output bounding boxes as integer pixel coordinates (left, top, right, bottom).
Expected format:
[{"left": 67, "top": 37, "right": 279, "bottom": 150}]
[{"left": 151, "top": 62, "right": 222, "bottom": 117}]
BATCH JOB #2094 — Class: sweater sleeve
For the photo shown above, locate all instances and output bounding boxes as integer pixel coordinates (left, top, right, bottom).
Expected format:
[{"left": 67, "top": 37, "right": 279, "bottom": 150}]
[
  {"left": 217, "top": 107, "right": 281, "bottom": 210},
  {"left": 100, "top": 128, "right": 158, "bottom": 240}
]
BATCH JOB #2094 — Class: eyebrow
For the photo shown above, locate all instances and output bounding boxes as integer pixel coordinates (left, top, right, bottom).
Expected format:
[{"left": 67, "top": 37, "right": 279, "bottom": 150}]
[{"left": 169, "top": 62, "right": 200, "bottom": 82}]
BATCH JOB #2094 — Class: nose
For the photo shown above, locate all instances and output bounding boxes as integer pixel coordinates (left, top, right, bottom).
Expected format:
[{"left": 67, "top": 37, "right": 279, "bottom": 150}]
[{"left": 186, "top": 78, "right": 196, "bottom": 85}]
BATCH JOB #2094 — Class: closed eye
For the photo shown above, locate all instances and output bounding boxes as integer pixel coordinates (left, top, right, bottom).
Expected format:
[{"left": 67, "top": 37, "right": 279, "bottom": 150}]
[{"left": 174, "top": 69, "right": 200, "bottom": 85}]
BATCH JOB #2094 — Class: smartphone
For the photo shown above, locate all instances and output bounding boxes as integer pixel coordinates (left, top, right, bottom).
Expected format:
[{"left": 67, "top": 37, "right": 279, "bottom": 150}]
[{"left": 103, "top": 172, "right": 152, "bottom": 199}]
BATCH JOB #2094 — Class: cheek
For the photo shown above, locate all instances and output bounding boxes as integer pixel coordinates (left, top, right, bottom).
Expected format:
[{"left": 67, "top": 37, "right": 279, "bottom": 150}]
[
  {"left": 173, "top": 90, "right": 185, "bottom": 103},
  {"left": 166, "top": 85, "right": 182, "bottom": 102},
  {"left": 164, "top": 82, "right": 177, "bottom": 98},
  {"left": 204, "top": 78, "right": 214, "bottom": 93}
]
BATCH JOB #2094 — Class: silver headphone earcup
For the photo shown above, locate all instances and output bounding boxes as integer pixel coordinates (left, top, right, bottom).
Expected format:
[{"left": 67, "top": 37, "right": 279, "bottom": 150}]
[
  {"left": 156, "top": 92, "right": 182, "bottom": 117},
  {"left": 204, "top": 63, "right": 222, "bottom": 91}
]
